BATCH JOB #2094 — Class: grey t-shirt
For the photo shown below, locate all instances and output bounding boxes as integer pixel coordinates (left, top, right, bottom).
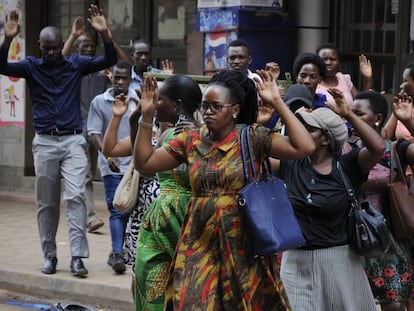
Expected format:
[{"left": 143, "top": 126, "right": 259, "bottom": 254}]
[{"left": 87, "top": 87, "right": 138, "bottom": 177}]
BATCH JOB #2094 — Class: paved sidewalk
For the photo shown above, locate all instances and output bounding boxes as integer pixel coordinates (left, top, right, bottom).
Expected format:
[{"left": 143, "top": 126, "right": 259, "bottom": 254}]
[{"left": 0, "top": 190, "right": 134, "bottom": 311}]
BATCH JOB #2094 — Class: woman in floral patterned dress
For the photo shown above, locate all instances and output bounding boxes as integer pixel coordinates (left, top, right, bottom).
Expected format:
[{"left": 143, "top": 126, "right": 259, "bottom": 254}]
[
  {"left": 348, "top": 91, "right": 414, "bottom": 311},
  {"left": 133, "top": 69, "right": 315, "bottom": 310}
]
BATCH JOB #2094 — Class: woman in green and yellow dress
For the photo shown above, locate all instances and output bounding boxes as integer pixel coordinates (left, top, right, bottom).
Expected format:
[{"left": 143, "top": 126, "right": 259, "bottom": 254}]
[{"left": 134, "top": 74, "right": 202, "bottom": 310}]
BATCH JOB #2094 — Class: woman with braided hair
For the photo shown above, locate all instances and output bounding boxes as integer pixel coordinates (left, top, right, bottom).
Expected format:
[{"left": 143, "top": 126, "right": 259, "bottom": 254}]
[{"left": 133, "top": 69, "right": 315, "bottom": 310}]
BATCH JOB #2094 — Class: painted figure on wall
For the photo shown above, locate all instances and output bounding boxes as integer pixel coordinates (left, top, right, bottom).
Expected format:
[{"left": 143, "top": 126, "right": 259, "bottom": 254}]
[{"left": 4, "top": 84, "right": 18, "bottom": 117}]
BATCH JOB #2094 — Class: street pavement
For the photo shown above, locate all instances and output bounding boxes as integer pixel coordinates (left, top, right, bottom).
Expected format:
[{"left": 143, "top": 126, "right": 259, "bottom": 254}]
[
  {"left": 0, "top": 189, "right": 383, "bottom": 311},
  {"left": 0, "top": 190, "right": 134, "bottom": 311}
]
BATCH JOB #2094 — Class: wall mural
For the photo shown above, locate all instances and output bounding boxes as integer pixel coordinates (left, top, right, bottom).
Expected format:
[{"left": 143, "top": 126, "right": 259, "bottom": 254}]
[{"left": 0, "top": 0, "right": 24, "bottom": 128}]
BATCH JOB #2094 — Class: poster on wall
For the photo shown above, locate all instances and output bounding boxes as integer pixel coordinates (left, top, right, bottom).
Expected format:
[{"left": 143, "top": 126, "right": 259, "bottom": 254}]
[
  {"left": 204, "top": 30, "right": 237, "bottom": 75},
  {"left": 0, "top": 0, "right": 25, "bottom": 128}
]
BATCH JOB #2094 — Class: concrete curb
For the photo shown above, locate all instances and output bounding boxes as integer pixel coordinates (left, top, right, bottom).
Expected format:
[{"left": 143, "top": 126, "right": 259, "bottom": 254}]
[
  {"left": 0, "top": 270, "right": 134, "bottom": 311},
  {"left": 0, "top": 190, "right": 133, "bottom": 311}
]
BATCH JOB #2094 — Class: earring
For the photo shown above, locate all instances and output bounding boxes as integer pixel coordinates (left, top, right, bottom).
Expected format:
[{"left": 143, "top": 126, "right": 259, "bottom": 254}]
[
  {"left": 375, "top": 121, "right": 380, "bottom": 127},
  {"left": 233, "top": 114, "right": 238, "bottom": 119}
]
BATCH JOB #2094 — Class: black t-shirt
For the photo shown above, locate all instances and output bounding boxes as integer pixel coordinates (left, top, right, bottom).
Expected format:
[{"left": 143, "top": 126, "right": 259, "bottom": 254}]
[{"left": 279, "top": 148, "right": 366, "bottom": 249}]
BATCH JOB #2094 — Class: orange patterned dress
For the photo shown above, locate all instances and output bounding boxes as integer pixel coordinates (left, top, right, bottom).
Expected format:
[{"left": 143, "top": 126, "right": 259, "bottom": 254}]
[{"left": 163, "top": 124, "right": 291, "bottom": 311}]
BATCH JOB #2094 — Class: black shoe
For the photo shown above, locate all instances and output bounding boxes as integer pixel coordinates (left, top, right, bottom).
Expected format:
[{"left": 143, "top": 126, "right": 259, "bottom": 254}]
[
  {"left": 70, "top": 258, "right": 88, "bottom": 278},
  {"left": 109, "top": 253, "right": 126, "bottom": 274},
  {"left": 107, "top": 252, "right": 114, "bottom": 267},
  {"left": 41, "top": 257, "right": 57, "bottom": 274}
]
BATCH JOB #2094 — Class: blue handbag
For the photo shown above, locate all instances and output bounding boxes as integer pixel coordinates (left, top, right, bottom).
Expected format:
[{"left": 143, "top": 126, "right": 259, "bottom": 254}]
[{"left": 238, "top": 126, "right": 305, "bottom": 257}]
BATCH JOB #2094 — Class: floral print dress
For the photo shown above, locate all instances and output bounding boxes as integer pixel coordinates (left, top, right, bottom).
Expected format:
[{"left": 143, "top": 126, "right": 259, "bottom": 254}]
[
  {"left": 354, "top": 140, "right": 414, "bottom": 303},
  {"left": 163, "top": 124, "right": 291, "bottom": 311}
]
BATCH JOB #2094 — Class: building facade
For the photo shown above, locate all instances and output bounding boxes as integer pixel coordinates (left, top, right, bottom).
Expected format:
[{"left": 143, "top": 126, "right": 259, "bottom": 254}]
[{"left": 0, "top": 0, "right": 411, "bottom": 191}]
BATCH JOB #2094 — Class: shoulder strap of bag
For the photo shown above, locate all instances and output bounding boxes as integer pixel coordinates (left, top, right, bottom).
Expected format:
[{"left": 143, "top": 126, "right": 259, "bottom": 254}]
[
  {"left": 245, "top": 125, "right": 257, "bottom": 181},
  {"left": 241, "top": 125, "right": 258, "bottom": 183},
  {"left": 390, "top": 141, "right": 409, "bottom": 186},
  {"left": 241, "top": 125, "right": 274, "bottom": 184},
  {"left": 240, "top": 126, "right": 249, "bottom": 184},
  {"left": 336, "top": 160, "right": 358, "bottom": 214}
]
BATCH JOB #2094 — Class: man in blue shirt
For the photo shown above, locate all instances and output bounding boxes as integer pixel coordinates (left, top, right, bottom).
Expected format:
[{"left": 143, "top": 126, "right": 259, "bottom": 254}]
[{"left": 0, "top": 5, "right": 117, "bottom": 277}]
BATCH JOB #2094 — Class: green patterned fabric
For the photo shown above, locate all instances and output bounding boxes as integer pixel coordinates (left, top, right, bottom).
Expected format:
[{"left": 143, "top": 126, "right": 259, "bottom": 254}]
[{"left": 135, "top": 130, "right": 191, "bottom": 311}]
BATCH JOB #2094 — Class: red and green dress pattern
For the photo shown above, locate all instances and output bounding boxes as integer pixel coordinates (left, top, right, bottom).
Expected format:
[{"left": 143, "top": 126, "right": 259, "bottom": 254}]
[{"left": 163, "top": 124, "right": 291, "bottom": 311}]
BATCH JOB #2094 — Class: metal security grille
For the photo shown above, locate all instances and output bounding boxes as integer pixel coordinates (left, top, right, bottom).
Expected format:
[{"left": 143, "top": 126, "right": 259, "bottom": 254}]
[
  {"left": 48, "top": 0, "right": 85, "bottom": 40},
  {"left": 333, "top": 0, "right": 398, "bottom": 93}
]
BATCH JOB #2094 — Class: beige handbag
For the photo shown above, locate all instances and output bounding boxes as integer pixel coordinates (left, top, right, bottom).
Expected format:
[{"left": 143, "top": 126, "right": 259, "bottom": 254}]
[{"left": 113, "top": 159, "right": 140, "bottom": 213}]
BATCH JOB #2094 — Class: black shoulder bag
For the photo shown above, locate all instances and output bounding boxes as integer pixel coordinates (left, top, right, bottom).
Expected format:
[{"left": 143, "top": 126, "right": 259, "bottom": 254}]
[{"left": 337, "top": 161, "right": 390, "bottom": 258}]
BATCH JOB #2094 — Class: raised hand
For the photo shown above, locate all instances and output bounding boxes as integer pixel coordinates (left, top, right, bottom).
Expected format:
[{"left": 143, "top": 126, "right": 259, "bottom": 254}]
[
  {"left": 255, "top": 69, "right": 281, "bottom": 108},
  {"left": 87, "top": 4, "right": 108, "bottom": 34},
  {"left": 104, "top": 67, "right": 112, "bottom": 82},
  {"left": 265, "top": 62, "right": 280, "bottom": 80},
  {"left": 70, "top": 16, "right": 84, "bottom": 38},
  {"left": 112, "top": 93, "right": 128, "bottom": 116},
  {"left": 4, "top": 10, "right": 20, "bottom": 39},
  {"left": 392, "top": 93, "right": 413, "bottom": 122},
  {"left": 140, "top": 75, "right": 158, "bottom": 118},
  {"left": 161, "top": 59, "right": 174, "bottom": 74},
  {"left": 359, "top": 54, "right": 372, "bottom": 80},
  {"left": 326, "top": 88, "right": 350, "bottom": 118}
]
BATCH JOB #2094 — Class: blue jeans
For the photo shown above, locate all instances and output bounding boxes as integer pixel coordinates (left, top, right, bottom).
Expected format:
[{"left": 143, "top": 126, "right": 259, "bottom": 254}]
[{"left": 103, "top": 175, "right": 129, "bottom": 254}]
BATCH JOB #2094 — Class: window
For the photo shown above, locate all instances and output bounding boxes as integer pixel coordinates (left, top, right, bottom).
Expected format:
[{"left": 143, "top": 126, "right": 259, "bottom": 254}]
[{"left": 333, "top": 0, "right": 398, "bottom": 92}]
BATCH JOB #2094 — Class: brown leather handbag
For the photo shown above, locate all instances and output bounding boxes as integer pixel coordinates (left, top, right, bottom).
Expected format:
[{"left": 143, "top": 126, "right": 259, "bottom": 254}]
[{"left": 388, "top": 142, "right": 414, "bottom": 240}]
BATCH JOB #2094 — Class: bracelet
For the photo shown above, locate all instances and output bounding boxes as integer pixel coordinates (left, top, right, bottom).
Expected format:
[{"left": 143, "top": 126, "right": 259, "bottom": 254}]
[
  {"left": 139, "top": 120, "right": 153, "bottom": 129},
  {"left": 106, "top": 157, "right": 111, "bottom": 162}
]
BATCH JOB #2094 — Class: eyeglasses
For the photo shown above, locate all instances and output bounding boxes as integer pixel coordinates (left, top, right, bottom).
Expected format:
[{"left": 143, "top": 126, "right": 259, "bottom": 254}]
[{"left": 201, "top": 102, "right": 233, "bottom": 113}]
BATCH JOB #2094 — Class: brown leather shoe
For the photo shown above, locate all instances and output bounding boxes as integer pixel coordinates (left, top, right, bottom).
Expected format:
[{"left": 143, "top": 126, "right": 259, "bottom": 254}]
[{"left": 87, "top": 218, "right": 104, "bottom": 233}]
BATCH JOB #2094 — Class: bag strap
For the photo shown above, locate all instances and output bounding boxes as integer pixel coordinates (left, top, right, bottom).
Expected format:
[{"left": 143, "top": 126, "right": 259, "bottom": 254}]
[
  {"left": 240, "top": 125, "right": 258, "bottom": 183},
  {"left": 245, "top": 125, "right": 257, "bottom": 180},
  {"left": 390, "top": 141, "right": 409, "bottom": 186},
  {"left": 336, "top": 161, "right": 359, "bottom": 214},
  {"left": 240, "top": 125, "right": 273, "bottom": 184},
  {"left": 240, "top": 126, "right": 250, "bottom": 184}
]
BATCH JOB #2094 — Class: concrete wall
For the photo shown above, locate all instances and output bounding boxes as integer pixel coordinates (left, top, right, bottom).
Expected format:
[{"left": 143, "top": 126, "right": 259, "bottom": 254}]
[
  {"left": 0, "top": 125, "right": 28, "bottom": 190},
  {"left": 288, "top": 0, "right": 330, "bottom": 54},
  {"left": 0, "top": 1, "right": 34, "bottom": 192}
]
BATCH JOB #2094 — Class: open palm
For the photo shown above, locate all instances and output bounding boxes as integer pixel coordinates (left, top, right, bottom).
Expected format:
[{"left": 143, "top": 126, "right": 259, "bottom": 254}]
[
  {"left": 392, "top": 93, "right": 413, "bottom": 122},
  {"left": 112, "top": 94, "right": 128, "bottom": 117},
  {"left": 140, "top": 76, "right": 158, "bottom": 117},
  {"left": 88, "top": 5, "right": 108, "bottom": 33},
  {"left": 4, "top": 11, "right": 20, "bottom": 39}
]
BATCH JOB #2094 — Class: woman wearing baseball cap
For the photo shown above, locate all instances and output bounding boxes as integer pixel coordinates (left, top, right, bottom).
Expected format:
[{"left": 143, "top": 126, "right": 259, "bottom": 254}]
[{"left": 272, "top": 88, "right": 385, "bottom": 310}]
